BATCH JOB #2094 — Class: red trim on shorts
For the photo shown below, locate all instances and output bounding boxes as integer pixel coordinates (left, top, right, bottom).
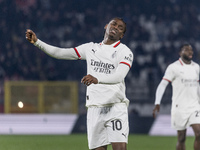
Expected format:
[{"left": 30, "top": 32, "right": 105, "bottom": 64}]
[
  {"left": 120, "top": 62, "right": 131, "bottom": 68},
  {"left": 113, "top": 41, "right": 120, "bottom": 48},
  {"left": 74, "top": 48, "right": 81, "bottom": 60},
  {"left": 163, "top": 78, "right": 171, "bottom": 82}
]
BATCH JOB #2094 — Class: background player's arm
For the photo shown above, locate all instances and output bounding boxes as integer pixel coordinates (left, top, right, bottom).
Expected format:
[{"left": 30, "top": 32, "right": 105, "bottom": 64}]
[
  {"left": 26, "top": 29, "right": 78, "bottom": 60},
  {"left": 153, "top": 79, "right": 169, "bottom": 118}
]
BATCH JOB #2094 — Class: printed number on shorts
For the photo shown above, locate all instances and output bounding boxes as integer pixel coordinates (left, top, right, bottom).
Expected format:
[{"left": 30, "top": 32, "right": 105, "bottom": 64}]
[
  {"left": 111, "top": 120, "right": 122, "bottom": 131},
  {"left": 195, "top": 111, "right": 200, "bottom": 117}
]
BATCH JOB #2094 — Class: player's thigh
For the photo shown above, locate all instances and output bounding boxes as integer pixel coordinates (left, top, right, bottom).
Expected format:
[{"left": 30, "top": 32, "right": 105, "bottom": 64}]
[
  {"left": 171, "top": 110, "right": 189, "bottom": 130},
  {"left": 106, "top": 103, "right": 129, "bottom": 143},
  {"left": 87, "top": 107, "right": 110, "bottom": 149},
  {"left": 188, "top": 110, "right": 200, "bottom": 137},
  {"left": 111, "top": 142, "right": 127, "bottom": 150},
  {"left": 191, "top": 124, "right": 200, "bottom": 138},
  {"left": 177, "top": 129, "right": 187, "bottom": 142},
  {"left": 189, "top": 110, "right": 200, "bottom": 126},
  {"left": 94, "top": 145, "right": 107, "bottom": 150}
]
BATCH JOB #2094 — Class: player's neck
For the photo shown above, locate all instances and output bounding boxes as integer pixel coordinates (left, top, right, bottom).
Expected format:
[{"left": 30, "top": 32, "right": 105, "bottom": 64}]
[
  {"left": 181, "top": 58, "right": 191, "bottom": 64},
  {"left": 103, "top": 37, "right": 119, "bottom": 45}
]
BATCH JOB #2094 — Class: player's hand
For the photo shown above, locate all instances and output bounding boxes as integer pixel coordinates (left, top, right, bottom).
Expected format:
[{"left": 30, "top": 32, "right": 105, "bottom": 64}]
[
  {"left": 25, "top": 29, "right": 38, "bottom": 44},
  {"left": 81, "top": 74, "right": 98, "bottom": 86},
  {"left": 152, "top": 104, "right": 160, "bottom": 118}
]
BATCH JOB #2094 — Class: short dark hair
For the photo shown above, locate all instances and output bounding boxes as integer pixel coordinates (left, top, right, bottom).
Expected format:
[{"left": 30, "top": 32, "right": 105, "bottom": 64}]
[
  {"left": 111, "top": 17, "right": 127, "bottom": 34},
  {"left": 179, "top": 43, "right": 192, "bottom": 52}
]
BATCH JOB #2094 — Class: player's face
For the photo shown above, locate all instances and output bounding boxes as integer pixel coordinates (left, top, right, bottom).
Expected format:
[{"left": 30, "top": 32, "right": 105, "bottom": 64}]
[
  {"left": 180, "top": 45, "right": 193, "bottom": 62},
  {"left": 105, "top": 19, "right": 125, "bottom": 41}
]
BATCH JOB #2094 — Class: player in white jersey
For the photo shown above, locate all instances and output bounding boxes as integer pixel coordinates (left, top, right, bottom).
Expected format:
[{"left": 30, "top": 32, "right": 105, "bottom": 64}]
[
  {"left": 26, "top": 17, "right": 133, "bottom": 150},
  {"left": 153, "top": 44, "right": 200, "bottom": 150}
]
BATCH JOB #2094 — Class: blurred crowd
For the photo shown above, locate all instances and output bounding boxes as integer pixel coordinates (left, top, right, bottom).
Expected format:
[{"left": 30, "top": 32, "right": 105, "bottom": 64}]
[{"left": 1, "top": 0, "right": 200, "bottom": 108}]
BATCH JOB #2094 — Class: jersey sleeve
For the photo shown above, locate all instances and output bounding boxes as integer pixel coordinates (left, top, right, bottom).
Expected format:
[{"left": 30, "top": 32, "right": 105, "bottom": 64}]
[
  {"left": 34, "top": 39, "right": 79, "bottom": 60},
  {"left": 74, "top": 42, "right": 93, "bottom": 60},
  {"left": 97, "top": 47, "right": 133, "bottom": 84},
  {"left": 118, "top": 47, "right": 134, "bottom": 68},
  {"left": 163, "top": 64, "right": 175, "bottom": 82},
  {"left": 154, "top": 79, "right": 169, "bottom": 104},
  {"left": 98, "top": 63, "right": 130, "bottom": 84}
]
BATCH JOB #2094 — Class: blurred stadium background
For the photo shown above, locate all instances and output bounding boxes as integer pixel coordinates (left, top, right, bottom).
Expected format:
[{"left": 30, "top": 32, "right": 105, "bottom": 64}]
[{"left": 1, "top": 0, "right": 200, "bottom": 149}]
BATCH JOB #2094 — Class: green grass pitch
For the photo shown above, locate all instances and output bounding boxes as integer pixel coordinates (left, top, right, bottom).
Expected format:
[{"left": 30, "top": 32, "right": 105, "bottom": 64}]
[{"left": 0, "top": 134, "right": 195, "bottom": 150}]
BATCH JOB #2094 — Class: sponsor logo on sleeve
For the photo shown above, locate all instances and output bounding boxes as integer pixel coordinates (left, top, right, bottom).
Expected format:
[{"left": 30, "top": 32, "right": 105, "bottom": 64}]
[{"left": 124, "top": 54, "right": 133, "bottom": 63}]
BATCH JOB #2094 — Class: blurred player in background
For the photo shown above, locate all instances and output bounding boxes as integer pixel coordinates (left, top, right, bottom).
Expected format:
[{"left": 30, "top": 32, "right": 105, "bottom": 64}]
[
  {"left": 153, "top": 44, "right": 200, "bottom": 150},
  {"left": 26, "top": 17, "right": 133, "bottom": 150}
]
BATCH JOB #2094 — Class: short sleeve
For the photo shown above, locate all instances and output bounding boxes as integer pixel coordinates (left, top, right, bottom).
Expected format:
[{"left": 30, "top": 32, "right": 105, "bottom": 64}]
[
  {"left": 163, "top": 64, "right": 175, "bottom": 82},
  {"left": 119, "top": 47, "right": 134, "bottom": 68},
  {"left": 75, "top": 42, "right": 93, "bottom": 60}
]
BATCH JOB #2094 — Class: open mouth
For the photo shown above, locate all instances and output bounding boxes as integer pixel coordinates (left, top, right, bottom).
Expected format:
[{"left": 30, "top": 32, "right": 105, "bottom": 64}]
[
  {"left": 110, "top": 29, "right": 117, "bottom": 35},
  {"left": 189, "top": 55, "right": 193, "bottom": 58}
]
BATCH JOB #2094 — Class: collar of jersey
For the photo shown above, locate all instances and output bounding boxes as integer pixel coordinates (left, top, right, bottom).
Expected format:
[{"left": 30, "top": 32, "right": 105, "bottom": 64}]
[
  {"left": 100, "top": 40, "right": 120, "bottom": 48},
  {"left": 179, "top": 58, "right": 193, "bottom": 66}
]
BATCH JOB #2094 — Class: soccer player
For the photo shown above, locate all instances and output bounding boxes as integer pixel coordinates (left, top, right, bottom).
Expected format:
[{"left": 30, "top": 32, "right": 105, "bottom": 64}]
[
  {"left": 26, "top": 17, "right": 133, "bottom": 150},
  {"left": 152, "top": 44, "right": 200, "bottom": 150}
]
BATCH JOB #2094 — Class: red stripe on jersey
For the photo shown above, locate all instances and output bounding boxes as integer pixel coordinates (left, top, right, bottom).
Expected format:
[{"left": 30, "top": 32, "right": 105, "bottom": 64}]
[
  {"left": 179, "top": 59, "right": 183, "bottom": 66},
  {"left": 120, "top": 62, "right": 131, "bottom": 68},
  {"left": 74, "top": 48, "right": 81, "bottom": 60},
  {"left": 113, "top": 41, "right": 120, "bottom": 48},
  {"left": 163, "top": 78, "right": 171, "bottom": 82}
]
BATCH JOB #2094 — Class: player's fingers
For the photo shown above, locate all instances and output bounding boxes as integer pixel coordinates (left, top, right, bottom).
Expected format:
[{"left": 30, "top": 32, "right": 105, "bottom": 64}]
[
  {"left": 25, "top": 31, "right": 32, "bottom": 39},
  {"left": 26, "top": 32, "right": 30, "bottom": 38},
  {"left": 26, "top": 35, "right": 32, "bottom": 41},
  {"left": 81, "top": 74, "right": 95, "bottom": 86},
  {"left": 155, "top": 107, "right": 160, "bottom": 112},
  {"left": 81, "top": 77, "right": 89, "bottom": 85},
  {"left": 85, "top": 78, "right": 92, "bottom": 86},
  {"left": 153, "top": 113, "right": 156, "bottom": 118},
  {"left": 25, "top": 35, "right": 30, "bottom": 41},
  {"left": 26, "top": 29, "right": 35, "bottom": 37},
  {"left": 152, "top": 111, "right": 157, "bottom": 118},
  {"left": 86, "top": 79, "right": 92, "bottom": 86},
  {"left": 81, "top": 75, "right": 90, "bottom": 82},
  {"left": 26, "top": 29, "right": 33, "bottom": 34},
  {"left": 81, "top": 76, "right": 86, "bottom": 83}
]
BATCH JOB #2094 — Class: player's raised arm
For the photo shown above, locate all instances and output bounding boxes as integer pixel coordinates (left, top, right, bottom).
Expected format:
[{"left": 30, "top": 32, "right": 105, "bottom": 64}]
[{"left": 25, "top": 29, "right": 79, "bottom": 60}]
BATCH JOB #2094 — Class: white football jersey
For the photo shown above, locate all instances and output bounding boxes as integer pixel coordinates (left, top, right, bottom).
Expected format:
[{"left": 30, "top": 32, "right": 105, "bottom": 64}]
[
  {"left": 163, "top": 58, "right": 200, "bottom": 112},
  {"left": 75, "top": 41, "right": 133, "bottom": 107}
]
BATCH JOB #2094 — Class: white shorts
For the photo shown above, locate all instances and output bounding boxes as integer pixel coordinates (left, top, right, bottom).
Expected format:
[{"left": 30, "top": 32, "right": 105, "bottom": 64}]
[
  {"left": 87, "top": 103, "right": 129, "bottom": 149},
  {"left": 171, "top": 109, "right": 200, "bottom": 130}
]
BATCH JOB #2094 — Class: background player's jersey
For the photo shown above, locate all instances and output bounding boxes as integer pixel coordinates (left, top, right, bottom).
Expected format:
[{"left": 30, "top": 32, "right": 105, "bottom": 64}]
[
  {"left": 163, "top": 58, "right": 200, "bottom": 112},
  {"left": 75, "top": 41, "right": 133, "bottom": 107}
]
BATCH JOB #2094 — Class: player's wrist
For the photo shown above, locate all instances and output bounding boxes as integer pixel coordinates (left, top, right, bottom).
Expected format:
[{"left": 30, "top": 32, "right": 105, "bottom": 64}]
[
  {"left": 33, "top": 39, "right": 40, "bottom": 46},
  {"left": 155, "top": 103, "right": 160, "bottom": 105},
  {"left": 34, "top": 38, "right": 38, "bottom": 44}
]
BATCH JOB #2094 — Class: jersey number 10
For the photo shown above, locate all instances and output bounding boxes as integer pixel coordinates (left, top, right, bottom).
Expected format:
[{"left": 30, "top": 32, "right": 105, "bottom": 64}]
[{"left": 111, "top": 120, "right": 122, "bottom": 131}]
